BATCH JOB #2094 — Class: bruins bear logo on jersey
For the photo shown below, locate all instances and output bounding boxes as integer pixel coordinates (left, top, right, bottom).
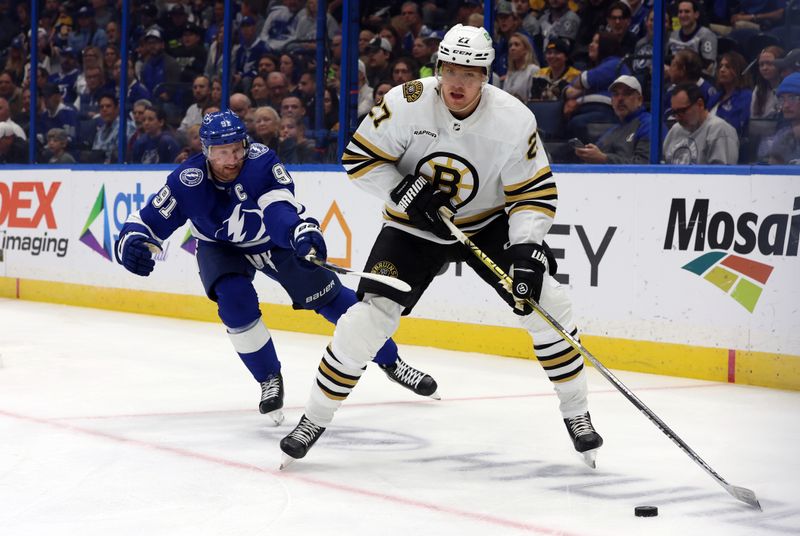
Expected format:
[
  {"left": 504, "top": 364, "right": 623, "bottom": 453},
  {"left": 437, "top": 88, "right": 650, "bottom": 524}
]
[
  {"left": 413, "top": 152, "right": 479, "bottom": 208},
  {"left": 402, "top": 80, "right": 423, "bottom": 103}
]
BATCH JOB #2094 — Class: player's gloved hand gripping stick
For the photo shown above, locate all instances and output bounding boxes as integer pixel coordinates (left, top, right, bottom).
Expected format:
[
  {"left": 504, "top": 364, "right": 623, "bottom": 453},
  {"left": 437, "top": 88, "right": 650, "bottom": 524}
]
[
  {"left": 292, "top": 217, "right": 412, "bottom": 292},
  {"left": 437, "top": 206, "right": 761, "bottom": 510},
  {"left": 116, "top": 232, "right": 162, "bottom": 276}
]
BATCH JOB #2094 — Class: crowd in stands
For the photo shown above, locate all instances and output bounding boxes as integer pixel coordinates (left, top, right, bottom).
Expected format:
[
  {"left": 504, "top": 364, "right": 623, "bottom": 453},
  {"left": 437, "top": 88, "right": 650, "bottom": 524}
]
[{"left": 0, "top": 0, "right": 799, "bottom": 165}]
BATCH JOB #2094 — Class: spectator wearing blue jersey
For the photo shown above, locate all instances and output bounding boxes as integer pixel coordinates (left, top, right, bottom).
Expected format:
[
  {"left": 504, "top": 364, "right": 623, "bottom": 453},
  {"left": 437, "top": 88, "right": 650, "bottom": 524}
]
[
  {"left": 130, "top": 106, "right": 180, "bottom": 164},
  {"left": 113, "top": 58, "right": 152, "bottom": 112},
  {"left": 68, "top": 5, "right": 108, "bottom": 51},
  {"left": 126, "top": 98, "right": 151, "bottom": 159},
  {"left": 37, "top": 82, "right": 78, "bottom": 149},
  {"left": 708, "top": 51, "right": 753, "bottom": 135},
  {"left": 204, "top": 0, "right": 224, "bottom": 46},
  {"left": 74, "top": 65, "right": 115, "bottom": 120},
  {"left": 258, "top": 0, "right": 303, "bottom": 53},
  {"left": 48, "top": 47, "right": 81, "bottom": 105},
  {"left": 574, "top": 74, "right": 653, "bottom": 164},
  {"left": 140, "top": 28, "right": 181, "bottom": 98},
  {"left": 115, "top": 110, "right": 439, "bottom": 426},
  {"left": 234, "top": 17, "right": 268, "bottom": 91},
  {"left": 494, "top": 0, "right": 538, "bottom": 78},
  {"left": 399, "top": 1, "right": 433, "bottom": 55},
  {"left": 757, "top": 72, "right": 800, "bottom": 164},
  {"left": 564, "top": 32, "right": 629, "bottom": 141},
  {"left": 626, "top": 0, "right": 650, "bottom": 40}
]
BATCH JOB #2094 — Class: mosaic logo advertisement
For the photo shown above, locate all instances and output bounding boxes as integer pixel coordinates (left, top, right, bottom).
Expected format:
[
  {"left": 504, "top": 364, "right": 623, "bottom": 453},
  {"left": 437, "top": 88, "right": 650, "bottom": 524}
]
[{"left": 663, "top": 197, "right": 799, "bottom": 313}]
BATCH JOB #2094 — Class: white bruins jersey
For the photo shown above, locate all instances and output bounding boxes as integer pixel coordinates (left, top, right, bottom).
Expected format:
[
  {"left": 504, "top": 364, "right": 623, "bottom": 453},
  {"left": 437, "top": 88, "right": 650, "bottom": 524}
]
[{"left": 343, "top": 77, "right": 556, "bottom": 246}]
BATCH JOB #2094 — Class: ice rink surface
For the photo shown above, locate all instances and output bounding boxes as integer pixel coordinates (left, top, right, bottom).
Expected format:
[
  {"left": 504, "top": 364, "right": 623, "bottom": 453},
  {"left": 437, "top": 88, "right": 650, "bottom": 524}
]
[{"left": 0, "top": 298, "right": 798, "bottom": 536}]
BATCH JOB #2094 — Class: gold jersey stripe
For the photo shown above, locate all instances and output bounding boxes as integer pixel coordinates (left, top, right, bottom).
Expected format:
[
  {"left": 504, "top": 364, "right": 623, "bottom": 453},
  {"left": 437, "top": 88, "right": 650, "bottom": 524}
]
[
  {"left": 508, "top": 204, "right": 556, "bottom": 219},
  {"left": 505, "top": 186, "right": 558, "bottom": 203},
  {"left": 504, "top": 167, "right": 553, "bottom": 195},
  {"left": 341, "top": 151, "right": 371, "bottom": 163},
  {"left": 346, "top": 159, "right": 387, "bottom": 179},
  {"left": 350, "top": 133, "right": 399, "bottom": 162}
]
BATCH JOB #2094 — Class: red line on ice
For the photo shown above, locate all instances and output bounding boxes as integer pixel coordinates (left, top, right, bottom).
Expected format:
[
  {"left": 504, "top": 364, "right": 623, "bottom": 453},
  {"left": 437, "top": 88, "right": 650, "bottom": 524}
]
[
  {"left": 0, "top": 408, "right": 585, "bottom": 536},
  {"left": 55, "top": 382, "right": 727, "bottom": 422}
]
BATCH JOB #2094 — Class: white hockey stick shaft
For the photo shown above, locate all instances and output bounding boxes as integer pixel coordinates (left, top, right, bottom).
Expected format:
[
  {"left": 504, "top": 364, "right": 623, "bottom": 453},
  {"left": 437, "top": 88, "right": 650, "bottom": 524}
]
[
  {"left": 305, "top": 255, "right": 412, "bottom": 293},
  {"left": 438, "top": 207, "right": 761, "bottom": 510}
]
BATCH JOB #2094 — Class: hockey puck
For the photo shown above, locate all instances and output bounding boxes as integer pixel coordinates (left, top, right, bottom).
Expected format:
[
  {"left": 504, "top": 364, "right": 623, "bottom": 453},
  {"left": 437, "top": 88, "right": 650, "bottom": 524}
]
[{"left": 634, "top": 506, "right": 658, "bottom": 517}]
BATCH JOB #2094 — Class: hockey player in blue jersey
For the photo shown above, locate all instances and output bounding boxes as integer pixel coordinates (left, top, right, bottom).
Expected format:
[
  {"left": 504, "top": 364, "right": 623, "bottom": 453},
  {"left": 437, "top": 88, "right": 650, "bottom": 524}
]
[{"left": 115, "top": 109, "right": 439, "bottom": 425}]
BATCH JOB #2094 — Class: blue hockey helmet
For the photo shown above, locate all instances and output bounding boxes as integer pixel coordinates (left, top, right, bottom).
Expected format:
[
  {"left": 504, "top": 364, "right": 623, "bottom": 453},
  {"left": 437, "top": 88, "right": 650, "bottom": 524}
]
[{"left": 199, "top": 109, "right": 248, "bottom": 156}]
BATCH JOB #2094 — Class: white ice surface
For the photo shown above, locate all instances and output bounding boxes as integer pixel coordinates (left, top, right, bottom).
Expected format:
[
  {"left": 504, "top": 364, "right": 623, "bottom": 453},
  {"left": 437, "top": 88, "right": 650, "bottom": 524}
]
[{"left": 0, "top": 299, "right": 798, "bottom": 536}]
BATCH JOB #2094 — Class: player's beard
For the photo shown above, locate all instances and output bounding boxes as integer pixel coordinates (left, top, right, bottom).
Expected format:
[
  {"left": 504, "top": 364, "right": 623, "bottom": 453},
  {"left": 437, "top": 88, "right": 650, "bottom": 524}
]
[{"left": 210, "top": 160, "right": 244, "bottom": 182}]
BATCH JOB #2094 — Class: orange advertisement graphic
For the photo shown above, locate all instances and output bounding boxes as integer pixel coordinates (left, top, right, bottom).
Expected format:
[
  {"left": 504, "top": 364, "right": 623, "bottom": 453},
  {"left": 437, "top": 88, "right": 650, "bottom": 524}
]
[{"left": 320, "top": 201, "right": 351, "bottom": 267}]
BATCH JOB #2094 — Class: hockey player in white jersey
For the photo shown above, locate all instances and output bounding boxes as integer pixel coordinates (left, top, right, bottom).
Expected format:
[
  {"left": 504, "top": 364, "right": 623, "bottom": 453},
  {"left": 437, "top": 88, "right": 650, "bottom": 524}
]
[{"left": 280, "top": 24, "right": 603, "bottom": 467}]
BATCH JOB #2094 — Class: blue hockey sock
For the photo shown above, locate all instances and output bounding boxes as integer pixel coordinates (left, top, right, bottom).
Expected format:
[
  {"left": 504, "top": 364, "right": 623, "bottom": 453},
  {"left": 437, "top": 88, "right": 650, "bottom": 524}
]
[{"left": 228, "top": 320, "right": 280, "bottom": 382}]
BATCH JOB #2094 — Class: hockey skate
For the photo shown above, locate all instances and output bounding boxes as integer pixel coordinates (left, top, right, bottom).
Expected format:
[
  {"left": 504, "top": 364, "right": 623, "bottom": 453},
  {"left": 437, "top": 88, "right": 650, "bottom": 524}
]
[
  {"left": 279, "top": 414, "right": 326, "bottom": 469},
  {"left": 259, "top": 373, "right": 285, "bottom": 426},
  {"left": 564, "top": 412, "right": 603, "bottom": 468},
  {"left": 379, "top": 357, "right": 440, "bottom": 399}
]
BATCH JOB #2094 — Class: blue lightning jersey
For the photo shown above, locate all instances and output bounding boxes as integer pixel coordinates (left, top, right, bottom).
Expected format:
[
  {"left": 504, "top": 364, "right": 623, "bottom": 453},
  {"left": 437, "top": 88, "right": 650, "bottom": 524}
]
[{"left": 122, "top": 143, "right": 303, "bottom": 254}]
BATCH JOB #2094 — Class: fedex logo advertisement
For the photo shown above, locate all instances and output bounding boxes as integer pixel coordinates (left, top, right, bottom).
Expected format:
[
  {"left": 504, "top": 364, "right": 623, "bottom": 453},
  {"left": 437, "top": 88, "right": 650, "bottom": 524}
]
[
  {"left": 0, "top": 180, "right": 69, "bottom": 257},
  {"left": 663, "top": 197, "right": 799, "bottom": 312}
]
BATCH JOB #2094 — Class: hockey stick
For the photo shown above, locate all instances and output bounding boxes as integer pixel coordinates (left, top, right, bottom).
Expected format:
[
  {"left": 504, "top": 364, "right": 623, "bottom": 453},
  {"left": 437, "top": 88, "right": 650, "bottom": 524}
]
[
  {"left": 437, "top": 207, "right": 762, "bottom": 510},
  {"left": 304, "top": 255, "right": 412, "bottom": 293}
]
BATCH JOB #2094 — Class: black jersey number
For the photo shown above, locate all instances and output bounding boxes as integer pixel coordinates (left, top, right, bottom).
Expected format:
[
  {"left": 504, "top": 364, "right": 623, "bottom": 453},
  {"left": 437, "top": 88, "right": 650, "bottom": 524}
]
[
  {"left": 526, "top": 131, "right": 538, "bottom": 160},
  {"left": 369, "top": 101, "right": 391, "bottom": 129}
]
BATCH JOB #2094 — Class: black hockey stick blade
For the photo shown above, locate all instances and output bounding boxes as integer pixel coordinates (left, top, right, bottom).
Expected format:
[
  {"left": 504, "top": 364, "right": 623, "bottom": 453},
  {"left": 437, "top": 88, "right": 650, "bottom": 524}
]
[{"left": 305, "top": 256, "right": 412, "bottom": 292}]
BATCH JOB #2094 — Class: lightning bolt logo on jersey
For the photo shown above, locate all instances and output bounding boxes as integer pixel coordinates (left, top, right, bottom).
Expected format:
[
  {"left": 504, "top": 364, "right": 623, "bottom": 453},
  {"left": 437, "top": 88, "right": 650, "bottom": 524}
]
[
  {"left": 121, "top": 143, "right": 303, "bottom": 254},
  {"left": 343, "top": 77, "right": 558, "bottom": 246}
]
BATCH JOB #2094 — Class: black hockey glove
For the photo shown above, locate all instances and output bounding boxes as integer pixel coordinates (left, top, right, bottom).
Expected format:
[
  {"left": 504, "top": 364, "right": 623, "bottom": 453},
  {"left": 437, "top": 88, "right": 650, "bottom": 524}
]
[
  {"left": 508, "top": 243, "right": 549, "bottom": 316},
  {"left": 115, "top": 232, "right": 160, "bottom": 277},
  {"left": 390, "top": 174, "right": 456, "bottom": 240},
  {"left": 290, "top": 217, "right": 326, "bottom": 270}
]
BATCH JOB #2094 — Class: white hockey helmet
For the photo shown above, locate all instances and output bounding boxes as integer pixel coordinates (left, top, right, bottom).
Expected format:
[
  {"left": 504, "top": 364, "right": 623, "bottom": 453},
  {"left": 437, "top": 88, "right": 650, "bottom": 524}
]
[{"left": 437, "top": 24, "right": 495, "bottom": 72}]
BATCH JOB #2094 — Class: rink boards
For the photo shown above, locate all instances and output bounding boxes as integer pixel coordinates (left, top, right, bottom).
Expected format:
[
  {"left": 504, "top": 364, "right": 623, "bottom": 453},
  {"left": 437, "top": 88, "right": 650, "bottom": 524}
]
[{"left": 0, "top": 166, "right": 798, "bottom": 390}]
